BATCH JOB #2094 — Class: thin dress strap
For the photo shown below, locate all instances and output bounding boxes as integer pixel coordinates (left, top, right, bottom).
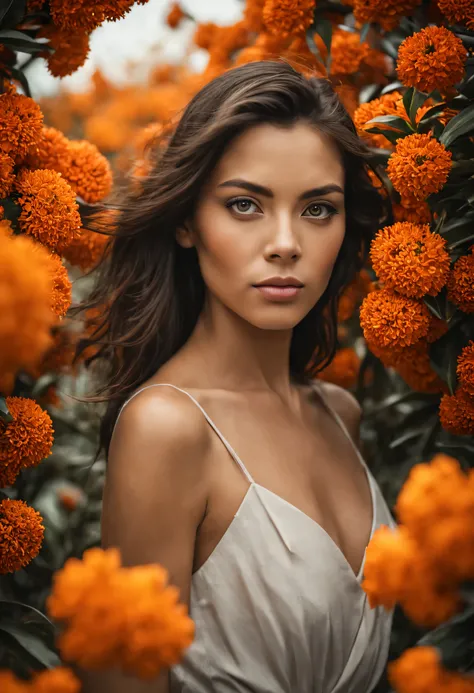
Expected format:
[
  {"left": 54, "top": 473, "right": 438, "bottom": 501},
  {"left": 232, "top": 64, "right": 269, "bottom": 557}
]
[{"left": 114, "top": 383, "right": 254, "bottom": 484}]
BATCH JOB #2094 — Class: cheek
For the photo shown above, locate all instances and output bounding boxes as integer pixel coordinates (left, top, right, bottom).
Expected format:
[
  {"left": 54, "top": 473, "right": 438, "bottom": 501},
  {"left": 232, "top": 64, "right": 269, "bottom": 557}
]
[{"left": 194, "top": 206, "right": 251, "bottom": 282}]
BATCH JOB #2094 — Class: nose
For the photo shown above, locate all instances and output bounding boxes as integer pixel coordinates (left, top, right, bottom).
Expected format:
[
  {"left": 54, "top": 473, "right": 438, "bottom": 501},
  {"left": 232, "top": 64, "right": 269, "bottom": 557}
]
[{"left": 264, "top": 214, "right": 302, "bottom": 262}]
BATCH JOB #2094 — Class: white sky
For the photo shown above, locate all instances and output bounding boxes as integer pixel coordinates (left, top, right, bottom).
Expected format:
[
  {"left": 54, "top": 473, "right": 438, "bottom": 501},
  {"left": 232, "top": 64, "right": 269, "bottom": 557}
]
[{"left": 27, "top": 0, "right": 243, "bottom": 98}]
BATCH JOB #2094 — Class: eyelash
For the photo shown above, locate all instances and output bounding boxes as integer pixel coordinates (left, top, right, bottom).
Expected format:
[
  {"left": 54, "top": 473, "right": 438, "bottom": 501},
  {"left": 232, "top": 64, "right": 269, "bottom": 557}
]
[{"left": 225, "top": 197, "right": 339, "bottom": 220}]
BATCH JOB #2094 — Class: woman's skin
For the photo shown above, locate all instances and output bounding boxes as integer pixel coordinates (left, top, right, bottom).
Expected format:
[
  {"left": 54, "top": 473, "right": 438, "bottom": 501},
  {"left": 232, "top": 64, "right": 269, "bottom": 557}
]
[{"left": 83, "top": 122, "right": 374, "bottom": 693}]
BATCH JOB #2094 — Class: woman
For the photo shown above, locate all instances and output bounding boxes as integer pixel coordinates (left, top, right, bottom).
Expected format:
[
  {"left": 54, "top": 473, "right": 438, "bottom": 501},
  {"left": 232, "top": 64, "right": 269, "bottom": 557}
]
[{"left": 81, "top": 60, "right": 396, "bottom": 693}]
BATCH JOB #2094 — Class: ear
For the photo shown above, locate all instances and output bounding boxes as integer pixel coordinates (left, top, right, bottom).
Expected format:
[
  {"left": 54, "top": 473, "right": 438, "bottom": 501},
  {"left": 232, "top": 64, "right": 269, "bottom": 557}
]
[{"left": 176, "top": 221, "right": 196, "bottom": 249}]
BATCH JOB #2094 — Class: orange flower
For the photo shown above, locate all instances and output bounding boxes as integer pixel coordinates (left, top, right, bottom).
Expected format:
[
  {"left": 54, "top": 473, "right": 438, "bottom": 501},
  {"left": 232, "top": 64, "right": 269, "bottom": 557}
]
[
  {"left": 262, "top": 0, "right": 315, "bottom": 38},
  {"left": 48, "top": 547, "right": 194, "bottom": 679},
  {"left": 458, "top": 341, "right": 474, "bottom": 396},
  {"left": 370, "top": 222, "right": 450, "bottom": 298},
  {"left": 362, "top": 524, "right": 416, "bottom": 610},
  {"left": 389, "top": 646, "right": 474, "bottom": 693},
  {"left": 0, "top": 92, "right": 43, "bottom": 162},
  {"left": 48, "top": 252, "right": 72, "bottom": 318},
  {"left": 438, "top": 0, "right": 474, "bottom": 31},
  {"left": 316, "top": 348, "right": 360, "bottom": 389},
  {"left": 235, "top": 45, "right": 271, "bottom": 66},
  {"left": 0, "top": 396, "right": 54, "bottom": 487},
  {"left": 387, "top": 133, "right": 452, "bottom": 202},
  {"left": 0, "top": 667, "right": 80, "bottom": 693},
  {"left": 393, "top": 196, "right": 432, "bottom": 225},
  {"left": 329, "top": 28, "right": 370, "bottom": 75},
  {"left": 62, "top": 227, "right": 110, "bottom": 272},
  {"left": 244, "top": 0, "right": 266, "bottom": 31},
  {"left": 0, "top": 152, "right": 14, "bottom": 197},
  {"left": 439, "top": 388, "right": 474, "bottom": 435},
  {"left": 27, "top": 126, "right": 70, "bottom": 171},
  {"left": 50, "top": 0, "right": 135, "bottom": 33},
  {"left": 360, "top": 288, "right": 431, "bottom": 349},
  {"left": 0, "top": 233, "right": 55, "bottom": 394},
  {"left": 353, "top": 0, "right": 422, "bottom": 31},
  {"left": 58, "top": 487, "right": 84, "bottom": 512},
  {"left": 393, "top": 340, "right": 446, "bottom": 393},
  {"left": 447, "top": 248, "right": 474, "bottom": 313},
  {"left": 353, "top": 91, "right": 403, "bottom": 148},
  {"left": 166, "top": 2, "right": 186, "bottom": 28},
  {"left": 338, "top": 269, "right": 373, "bottom": 321},
  {"left": 62, "top": 140, "right": 113, "bottom": 204},
  {"left": 397, "top": 26, "right": 466, "bottom": 94},
  {"left": 0, "top": 499, "right": 44, "bottom": 573},
  {"left": 15, "top": 169, "right": 81, "bottom": 253},
  {"left": 39, "top": 24, "right": 90, "bottom": 78},
  {"left": 33, "top": 327, "right": 77, "bottom": 378}
]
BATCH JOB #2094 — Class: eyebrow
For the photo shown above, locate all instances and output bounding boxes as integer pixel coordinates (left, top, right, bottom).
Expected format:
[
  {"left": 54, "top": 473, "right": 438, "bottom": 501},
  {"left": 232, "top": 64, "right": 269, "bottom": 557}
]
[{"left": 217, "top": 179, "right": 344, "bottom": 199}]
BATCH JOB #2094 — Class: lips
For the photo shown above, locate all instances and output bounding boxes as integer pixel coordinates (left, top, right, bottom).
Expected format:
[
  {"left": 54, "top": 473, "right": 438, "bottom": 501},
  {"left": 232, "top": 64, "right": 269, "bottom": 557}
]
[{"left": 254, "top": 276, "right": 304, "bottom": 287}]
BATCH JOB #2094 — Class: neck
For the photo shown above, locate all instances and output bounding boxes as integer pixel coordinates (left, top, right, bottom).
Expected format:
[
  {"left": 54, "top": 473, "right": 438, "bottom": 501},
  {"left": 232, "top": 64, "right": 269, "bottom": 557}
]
[{"left": 183, "top": 295, "right": 296, "bottom": 399}]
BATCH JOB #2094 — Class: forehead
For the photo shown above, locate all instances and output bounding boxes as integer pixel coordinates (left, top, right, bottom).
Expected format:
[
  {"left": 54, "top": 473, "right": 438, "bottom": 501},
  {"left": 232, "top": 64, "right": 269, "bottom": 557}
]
[{"left": 210, "top": 122, "right": 344, "bottom": 190}]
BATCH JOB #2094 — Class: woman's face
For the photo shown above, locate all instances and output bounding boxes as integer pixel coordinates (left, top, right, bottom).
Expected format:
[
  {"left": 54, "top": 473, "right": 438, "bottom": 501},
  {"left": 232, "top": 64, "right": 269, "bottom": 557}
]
[{"left": 180, "top": 121, "right": 346, "bottom": 331}]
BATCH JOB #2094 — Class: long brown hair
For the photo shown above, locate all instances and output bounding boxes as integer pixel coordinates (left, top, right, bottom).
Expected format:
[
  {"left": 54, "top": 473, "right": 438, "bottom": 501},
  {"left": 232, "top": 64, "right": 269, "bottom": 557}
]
[{"left": 77, "top": 60, "right": 388, "bottom": 458}]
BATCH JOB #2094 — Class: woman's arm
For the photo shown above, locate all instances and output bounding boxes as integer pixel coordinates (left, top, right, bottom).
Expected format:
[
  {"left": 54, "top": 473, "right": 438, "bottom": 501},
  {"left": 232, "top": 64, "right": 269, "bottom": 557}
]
[{"left": 80, "top": 388, "right": 211, "bottom": 693}]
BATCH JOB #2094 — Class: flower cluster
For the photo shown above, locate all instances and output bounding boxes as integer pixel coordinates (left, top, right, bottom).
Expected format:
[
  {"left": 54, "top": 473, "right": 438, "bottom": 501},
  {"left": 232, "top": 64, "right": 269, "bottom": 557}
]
[
  {"left": 0, "top": 499, "right": 44, "bottom": 574},
  {"left": 387, "top": 134, "right": 452, "bottom": 202},
  {"left": 47, "top": 547, "right": 194, "bottom": 679},
  {"left": 316, "top": 347, "right": 361, "bottom": 389},
  {"left": 389, "top": 646, "right": 474, "bottom": 693},
  {"left": 0, "top": 667, "right": 80, "bottom": 693},
  {"left": 0, "top": 397, "right": 54, "bottom": 487},
  {"left": 362, "top": 454, "right": 474, "bottom": 626}
]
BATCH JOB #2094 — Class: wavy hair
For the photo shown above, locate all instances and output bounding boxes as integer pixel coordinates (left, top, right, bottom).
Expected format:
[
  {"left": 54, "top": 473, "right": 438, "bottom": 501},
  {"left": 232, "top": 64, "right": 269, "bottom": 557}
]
[{"left": 76, "top": 60, "right": 389, "bottom": 457}]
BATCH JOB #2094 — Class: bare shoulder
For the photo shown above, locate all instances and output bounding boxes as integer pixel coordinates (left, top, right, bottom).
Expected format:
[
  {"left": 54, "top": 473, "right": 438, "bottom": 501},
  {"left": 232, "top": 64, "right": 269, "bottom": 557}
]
[
  {"left": 111, "top": 385, "right": 212, "bottom": 471},
  {"left": 316, "top": 381, "right": 362, "bottom": 444}
]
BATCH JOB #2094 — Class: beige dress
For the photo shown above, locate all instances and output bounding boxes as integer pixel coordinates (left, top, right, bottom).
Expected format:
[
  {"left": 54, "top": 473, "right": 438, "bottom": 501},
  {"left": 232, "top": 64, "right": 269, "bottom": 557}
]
[{"left": 117, "top": 383, "right": 396, "bottom": 693}]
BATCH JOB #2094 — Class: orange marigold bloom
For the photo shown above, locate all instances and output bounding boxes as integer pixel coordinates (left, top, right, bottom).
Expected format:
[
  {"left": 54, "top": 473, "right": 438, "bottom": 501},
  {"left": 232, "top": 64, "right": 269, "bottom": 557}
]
[
  {"left": 166, "top": 2, "right": 186, "bottom": 28},
  {"left": 439, "top": 388, "right": 474, "bottom": 435},
  {"left": 438, "top": 0, "right": 474, "bottom": 31},
  {"left": 458, "top": 341, "right": 474, "bottom": 396},
  {"left": 39, "top": 24, "right": 90, "bottom": 78},
  {"left": 329, "top": 28, "right": 370, "bottom": 75},
  {"left": 397, "top": 26, "right": 466, "bottom": 94},
  {"left": 15, "top": 169, "right": 81, "bottom": 253},
  {"left": 193, "top": 22, "right": 218, "bottom": 50},
  {"left": 393, "top": 340, "right": 446, "bottom": 394},
  {"left": 0, "top": 666, "right": 80, "bottom": 693},
  {"left": 262, "top": 0, "right": 315, "bottom": 38},
  {"left": 0, "top": 499, "right": 44, "bottom": 574},
  {"left": 0, "top": 233, "right": 54, "bottom": 394},
  {"left": 362, "top": 525, "right": 416, "bottom": 610},
  {"left": 244, "top": 0, "right": 266, "bottom": 31},
  {"left": 353, "top": 0, "right": 422, "bottom": 31},
  {"left": 48, "top": 253, "right": 72, "bottom": 318},
  {"left": 427, "top": 315, "right": 449, "bottom": 343},
  {"left": 50, "top": 0, "right": 135, "bottom": 33},
  {"left": 0, "top": 152, "right": 15, "bottom": 197},
  {"left": 370, "top": 222, "right": 450, "bottom": 298},
  {"left": 360, "top": 288, "right": 430, "bottom": 349},
  {"left": 27, "top": 126, "right": 70, "bottom": 171},
  {"left": 338, "top": 269, "right": 373, "bottom": 321},
  {"left": 393, "top": 196, "right": 431, "bottom": 225},
  {"left": 0, "top": 92, "right": 43, "bottom": 162},
  {"left": 316, "top": 347, "right": 360, "bottom": 389},
  {"left": 447, "top": 249, "right": 474, "bottom": 313},
  {"left": 62, "top": 140, "right": 113, "bottom": 204},
  {"left": 48, "top": 547, "right": 194, "bottom": 679},
  {"left": 0, "top": 396, "right": 54, "bottom": 487},
  {"left": 389, "top": 646, "right": 474, "bottom": 693},
  {"left": 387, "top": 134, "right": 452, "bottom": 202},
  {"left": 62, "top": 227, "right": 110, "bottom": 272},
  {"left": 353, "top": 91, "right": 403, "bottom": 149}
]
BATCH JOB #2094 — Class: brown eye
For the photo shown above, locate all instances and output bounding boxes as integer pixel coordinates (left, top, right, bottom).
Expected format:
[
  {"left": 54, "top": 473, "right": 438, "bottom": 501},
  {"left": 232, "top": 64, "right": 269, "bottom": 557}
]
[
  {"left": 227, "top": 198, "right": 259, "bottom": 215},
  {"left": 303, "top": 203, "right": 337, "bottom": 220}
]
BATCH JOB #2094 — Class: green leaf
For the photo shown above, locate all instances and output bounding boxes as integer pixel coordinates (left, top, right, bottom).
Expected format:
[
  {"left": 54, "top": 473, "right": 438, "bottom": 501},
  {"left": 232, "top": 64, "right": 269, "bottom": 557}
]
[
  {"left": 429, "top": 321, "right": 465, "bottom": 394},
  {"left": 9, "top": 66, "right": 31, "bottom": 97},
  {"left": 439, "top": 102, "right": 474, "bottom": 147},
  {"left": 313, "top": 17, "right": 332, "bottom": 68},
  {"left": 0, "top": 396, "right": 12, "bottom": 424},
  {"left": 365, "top": 127, "right": 404, "bottom": 145},
  {"left": 380, "top": 80, "right": 403, "bottom": 95},
  {"left": 305, "top": 26, "right": 322, "bottom": 62},
  {"left": 0, "top": 0, "right": 26, "bottom": 30},
  {"left": 0, "top": 30, "right": 52, "bottom": 54},
  {"left": 0, "top": 623, "right": 61, "bottom": 669},
  {"left": 366, "top": 114, "right": 414, "bottom": 133},
  {"left": 410, "top": 90, "right": 429, "bottom": 128},
  {"left": 402, "top": 87, "right": 414, "bottom": 120},
  {"left": 417, "top": 604, "right": 474, "bottom": 673},
  {"left": 380, "top": 37, "right": 399, "bottom": 60},
  {"left": 449, "top": 232, "right": 474, "bottom": 251},
  {"left": 424, "top": 292, "right": 448, "bottom": 321},
  {"left": 359, "top": 22, "right": 370, "bottom": 42}
]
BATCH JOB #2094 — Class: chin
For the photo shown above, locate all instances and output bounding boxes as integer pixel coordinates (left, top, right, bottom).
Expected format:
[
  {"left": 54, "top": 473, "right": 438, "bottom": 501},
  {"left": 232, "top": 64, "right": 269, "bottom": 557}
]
[{"left": 244, "top": 308, "right": 309, "bottom": 331}]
